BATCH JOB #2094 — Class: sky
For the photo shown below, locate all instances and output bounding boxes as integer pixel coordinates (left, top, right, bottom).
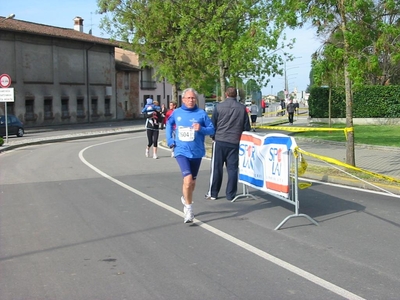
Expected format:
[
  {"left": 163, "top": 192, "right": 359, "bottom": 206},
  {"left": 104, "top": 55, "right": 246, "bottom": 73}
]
[
  {"left": 2, "top": 1, "right": 321, "bottom": 96},
  {"left": 262, "top": 27, "right": 320, "bottom": 96}
]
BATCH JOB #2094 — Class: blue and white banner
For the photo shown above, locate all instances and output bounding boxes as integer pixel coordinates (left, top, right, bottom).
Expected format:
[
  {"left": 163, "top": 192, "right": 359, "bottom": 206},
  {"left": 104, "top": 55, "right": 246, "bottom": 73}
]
[{"left": 238, "top": 132, "right": 297, "bottom": 198}]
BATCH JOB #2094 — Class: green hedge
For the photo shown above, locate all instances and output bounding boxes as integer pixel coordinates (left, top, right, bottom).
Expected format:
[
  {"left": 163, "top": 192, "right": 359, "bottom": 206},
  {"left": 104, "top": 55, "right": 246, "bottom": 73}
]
[{"left": 308, "top": 86, "right": 400, "bottom": 118}]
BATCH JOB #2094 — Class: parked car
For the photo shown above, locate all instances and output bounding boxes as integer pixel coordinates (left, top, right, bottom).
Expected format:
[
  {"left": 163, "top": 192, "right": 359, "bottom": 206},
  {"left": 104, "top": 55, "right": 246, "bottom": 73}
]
[
  {"left": 0, "top": 115, "right": 25, "bottom": 137},
  {"left": 204, "top": 102, "right": 216, "bottom": 114}
]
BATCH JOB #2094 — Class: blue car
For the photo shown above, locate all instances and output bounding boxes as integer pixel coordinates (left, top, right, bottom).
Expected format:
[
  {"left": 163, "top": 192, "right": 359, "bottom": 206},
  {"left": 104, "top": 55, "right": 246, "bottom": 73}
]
[{"left": 0, "top": 115, "right": 25, "bottom": 137}]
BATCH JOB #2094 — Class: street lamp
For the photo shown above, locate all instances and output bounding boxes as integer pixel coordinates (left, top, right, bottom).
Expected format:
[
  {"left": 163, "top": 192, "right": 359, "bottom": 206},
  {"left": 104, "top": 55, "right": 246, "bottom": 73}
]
[
  {"left": 1, "top": 14, "right": 15, "bottom": 22},
  {"left": 284, "top": 57, "right": 302, "bottom": 93}
]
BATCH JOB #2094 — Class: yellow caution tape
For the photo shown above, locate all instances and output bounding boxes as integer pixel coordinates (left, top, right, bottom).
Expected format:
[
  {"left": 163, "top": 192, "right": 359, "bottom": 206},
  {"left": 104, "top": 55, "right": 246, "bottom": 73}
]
[
  {"left": 344, "top": 126, "right": 354, "bottom": 140},
  {"left": 299, "top": 153, "right": 308, "bottom": 176},
  {"left": 258, "top": 125, "right": 347, "bottom": 132},
  {"left": 298, "top": 182, "right": 313, "bottom": 189},
  {"left": 296, "top": 147, "right": 400, "bottom": 184},
  {"left": 257, "top": 125, "right": 354, "bottom": 141},
  {"left": 291, "top": 148, "right": 311, "bottom": 189},
  {"left": 262, "top": 110, "right": 285, "bottom": 117}
]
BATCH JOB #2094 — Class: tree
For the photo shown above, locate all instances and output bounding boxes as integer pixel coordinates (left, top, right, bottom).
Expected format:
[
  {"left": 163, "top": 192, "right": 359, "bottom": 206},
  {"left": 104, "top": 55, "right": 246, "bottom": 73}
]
[
  {"left": 305, "top": 0, "right": 400, "bottom": 166},
  {"left": 98, "top": 0, "right": 293, "bottom": 102},
  {"left": 98, "top": 0, "right": 197, "bottom": 102},
  {"left": 275, "top": 0, "right": 390, "bottom": 166},
  {"left": 181, "top": 0, "right": 292, "bottom": 100},
  {"left": 245, "top": 79, "right": 261, "bottom": 98}
]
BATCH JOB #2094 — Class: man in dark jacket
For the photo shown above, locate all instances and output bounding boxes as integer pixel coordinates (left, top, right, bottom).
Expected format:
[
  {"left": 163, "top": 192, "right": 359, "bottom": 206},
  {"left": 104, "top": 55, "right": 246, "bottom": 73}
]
[
  {"left": 286, "top": 98, "right": 295, "bottom": 124},
  {"left": 205, "top": 86, "right": 251, "bottom": 201}
]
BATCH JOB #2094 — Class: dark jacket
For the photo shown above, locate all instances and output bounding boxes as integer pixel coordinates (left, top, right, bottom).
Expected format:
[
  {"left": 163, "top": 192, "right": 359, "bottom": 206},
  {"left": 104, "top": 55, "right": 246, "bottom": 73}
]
[
  {"left": 211, "top": 97, "right": 251, "bottom": 145},
  {"left": 287, "top": 102, "right": 295, "bottom": 113}
]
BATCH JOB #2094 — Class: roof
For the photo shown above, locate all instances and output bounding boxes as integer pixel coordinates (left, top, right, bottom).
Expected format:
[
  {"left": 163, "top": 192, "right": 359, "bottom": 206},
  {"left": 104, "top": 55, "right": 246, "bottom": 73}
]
[
  {"left": 0, "top": 16, "right": 119, "bottom": 47},
  {"left": 116, "top": 60, "right": 141, "bottom": 71}
]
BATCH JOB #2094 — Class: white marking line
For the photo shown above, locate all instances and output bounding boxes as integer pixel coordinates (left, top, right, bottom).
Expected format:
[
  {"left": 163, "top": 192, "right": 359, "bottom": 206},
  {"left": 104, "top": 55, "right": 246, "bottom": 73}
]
[
  {"left": 79, "top": 139, "right": 365, "bottom": 300},
  {"left": 300, "top": 178, "right": 400, "bottom": 198}
]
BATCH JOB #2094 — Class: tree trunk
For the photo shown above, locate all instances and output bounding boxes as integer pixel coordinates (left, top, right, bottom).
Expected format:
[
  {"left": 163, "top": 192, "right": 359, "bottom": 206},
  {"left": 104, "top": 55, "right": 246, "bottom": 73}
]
[
  {"left": 328, "top": 86, "right": 332, "bottom": 127},
  {"left": 339, "top": 0, "right": 355, "bottom": 166},
  {"left": 344, "top": 63, "right": 355, "bottom": 166},
  {"left": 172, "top": 83, "right": 179, "bottom": 106},
  {"left": 219, "top": 59, "right": 226, "bottom": 101}
]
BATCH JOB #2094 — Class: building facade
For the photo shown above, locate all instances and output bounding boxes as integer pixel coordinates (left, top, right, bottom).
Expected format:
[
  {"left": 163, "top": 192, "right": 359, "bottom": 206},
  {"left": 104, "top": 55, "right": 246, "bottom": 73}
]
[{"left": 0, "top": 16, "right": 175, "bottom": 126}]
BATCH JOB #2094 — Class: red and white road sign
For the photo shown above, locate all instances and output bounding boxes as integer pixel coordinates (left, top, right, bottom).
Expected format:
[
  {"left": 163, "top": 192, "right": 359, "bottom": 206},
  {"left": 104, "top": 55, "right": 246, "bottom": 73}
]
[{"left": 0, "top": 74, "right": 11, "bottom": 88}]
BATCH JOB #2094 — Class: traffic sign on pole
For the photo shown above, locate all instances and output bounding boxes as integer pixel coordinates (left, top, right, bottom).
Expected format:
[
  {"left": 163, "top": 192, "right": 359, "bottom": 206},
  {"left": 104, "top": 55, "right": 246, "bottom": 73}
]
[
  {"left": 0, "top": 74, "right": 12, "bottom": 144},
  {"left": 0, "top": 74, "right": 11, "bottom": 88}
]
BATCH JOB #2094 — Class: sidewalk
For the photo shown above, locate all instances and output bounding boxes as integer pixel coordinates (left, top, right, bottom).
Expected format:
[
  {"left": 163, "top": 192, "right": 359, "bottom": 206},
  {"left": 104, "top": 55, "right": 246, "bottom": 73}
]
[
  {"left": 1, "top": 117, "right": 399, "bottom": 194},
  {"left": 0, "top": 119, "right": 146, "bottom": 151}
]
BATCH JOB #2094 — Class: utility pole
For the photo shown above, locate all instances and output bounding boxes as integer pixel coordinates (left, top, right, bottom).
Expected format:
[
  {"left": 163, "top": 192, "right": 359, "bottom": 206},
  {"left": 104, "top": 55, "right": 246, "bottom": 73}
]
[{"left": 284, "top": 62, "right": 288, "bottom": 94}]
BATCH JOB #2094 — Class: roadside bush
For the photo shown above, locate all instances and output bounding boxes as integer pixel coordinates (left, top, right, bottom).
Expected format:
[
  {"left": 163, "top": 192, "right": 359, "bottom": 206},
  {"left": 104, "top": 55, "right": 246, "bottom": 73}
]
[
  {"left": 309, "top": 85, "right": 400, "bottom": 118},
  {"left": 0, "top": 137, "right": 4, "bottom": 146},
  {"left": 308, "top": 87, "right": 345, "bottom": 118}
]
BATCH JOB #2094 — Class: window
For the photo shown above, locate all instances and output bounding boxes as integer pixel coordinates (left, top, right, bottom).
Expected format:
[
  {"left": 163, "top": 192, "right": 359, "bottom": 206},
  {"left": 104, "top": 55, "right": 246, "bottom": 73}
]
[
  {"left": 91, "top": 97, "right": 98, "bottom": 116},
  {"left": 124, "top": 72, "right": 130, "bottom": 90},
  {"left": 61, "top": 97, "right": 70, "bottom": 118},
  {"left": 157, "top": 95, "right": 161, "bottom": 103},
  {"left": 77, "top": 97, "right": 85, "bottom": 118},
  {"left": 105, "top": 97, "right": 111, "bottom": 116},
  {"left": 25, "top": 98, "right": 34, "bottom": 120},
  {"left": 44, "top": 98, "right": 53, "bottom": 119},
  {"left": 140, "top": 67, "right": 156, "bottom": 90}
]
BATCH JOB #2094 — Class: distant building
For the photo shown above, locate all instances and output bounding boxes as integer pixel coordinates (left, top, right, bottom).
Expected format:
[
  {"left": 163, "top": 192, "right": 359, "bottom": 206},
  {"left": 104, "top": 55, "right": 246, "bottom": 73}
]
[{"left": 0, "top": 16, "right": 174, "bottom": 126}]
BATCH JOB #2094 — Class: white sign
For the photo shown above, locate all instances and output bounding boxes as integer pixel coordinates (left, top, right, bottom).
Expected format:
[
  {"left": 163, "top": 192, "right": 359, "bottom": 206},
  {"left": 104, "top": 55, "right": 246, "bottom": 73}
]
[{"left": 0, "top": 88, "right": 14, "bottom": 102}]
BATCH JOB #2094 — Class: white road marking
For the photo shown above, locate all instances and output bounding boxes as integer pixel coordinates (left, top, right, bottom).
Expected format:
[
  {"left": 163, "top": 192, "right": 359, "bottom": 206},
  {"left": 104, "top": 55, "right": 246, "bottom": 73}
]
[{"left": 79, "top": 138, "right": 365, "bottom": 300}]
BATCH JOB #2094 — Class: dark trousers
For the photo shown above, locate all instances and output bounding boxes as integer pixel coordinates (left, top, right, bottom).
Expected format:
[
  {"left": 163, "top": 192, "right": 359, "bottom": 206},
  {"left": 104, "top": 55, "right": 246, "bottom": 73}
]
[
  {"left": 147, "top": 129, "right": 159, "bottom": 147},
  {"left": 208, "top": 141, "right": 239, "bottom": 200},
  {"left": 288, "top": 112, "right": 294, "bottom": 123},
  {"left": 160, "top": 118, "right": 165, "bottom": 129}
]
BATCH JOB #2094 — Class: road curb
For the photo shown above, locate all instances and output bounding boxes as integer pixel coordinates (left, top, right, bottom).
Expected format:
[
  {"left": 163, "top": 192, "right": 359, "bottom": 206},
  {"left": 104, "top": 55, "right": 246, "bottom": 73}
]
[{"left": 0, "top": 127, "right": 146, "bottom": 153}]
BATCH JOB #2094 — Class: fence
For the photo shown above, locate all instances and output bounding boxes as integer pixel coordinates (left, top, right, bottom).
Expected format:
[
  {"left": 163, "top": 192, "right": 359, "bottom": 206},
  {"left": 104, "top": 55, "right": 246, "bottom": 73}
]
[{"left": 235, "top": 132, "right": 318, "bottom": 230}]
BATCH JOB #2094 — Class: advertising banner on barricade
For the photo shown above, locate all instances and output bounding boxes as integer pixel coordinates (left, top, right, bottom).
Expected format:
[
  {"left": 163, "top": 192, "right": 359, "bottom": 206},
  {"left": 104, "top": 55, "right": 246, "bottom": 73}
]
[
  {"left": 238, "top": 132, "right": 297, "bottom": 199},
  {"left": 238, "top": 132, "right": 318, "bottom": 230}
]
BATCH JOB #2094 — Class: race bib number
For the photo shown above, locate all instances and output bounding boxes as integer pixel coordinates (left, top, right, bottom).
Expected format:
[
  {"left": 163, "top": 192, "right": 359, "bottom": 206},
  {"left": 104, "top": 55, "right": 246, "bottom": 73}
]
[{"left": 178, "top": 126, "right": 195, "bottom": 141}]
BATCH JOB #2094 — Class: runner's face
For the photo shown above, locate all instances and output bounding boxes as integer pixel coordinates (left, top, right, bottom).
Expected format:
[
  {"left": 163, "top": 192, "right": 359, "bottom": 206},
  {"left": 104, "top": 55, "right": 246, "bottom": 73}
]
[{"left": 183, "top": 91, "right": 196, "bottom": 108}]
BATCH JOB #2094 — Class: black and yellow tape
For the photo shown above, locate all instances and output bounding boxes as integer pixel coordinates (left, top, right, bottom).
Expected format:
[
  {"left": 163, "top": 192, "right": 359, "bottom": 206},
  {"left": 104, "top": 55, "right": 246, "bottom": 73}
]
[
  {"left": 294, "top": 147, "right": 400, "bottom": 184},
  {"left": 257, "top": 124, "right": 354, "bottom": 141}
]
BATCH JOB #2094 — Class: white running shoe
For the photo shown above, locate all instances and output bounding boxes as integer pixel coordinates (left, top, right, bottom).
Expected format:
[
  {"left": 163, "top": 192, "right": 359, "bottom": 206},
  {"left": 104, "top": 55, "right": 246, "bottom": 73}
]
[
  {"left": 153, "top": 155, "right": 158, "bottom": 159},
  {"left": 145, "top": 149, "right": 149, "bottom": 157},
  {"left": 204, "top": 193, "right": 216, "bottom": 200},
  {"left": 181, "top": 196, "right": 194, "bottom": 223},
  {"left": 184, "top": 206, "right": 194, "bottom": 223}
]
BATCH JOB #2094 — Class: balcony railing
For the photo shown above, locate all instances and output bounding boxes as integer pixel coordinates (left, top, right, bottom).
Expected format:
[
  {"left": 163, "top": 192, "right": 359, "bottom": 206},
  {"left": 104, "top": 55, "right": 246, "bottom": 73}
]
[{"left": 140, "top": 80, "right": 157, "bottom": 90}]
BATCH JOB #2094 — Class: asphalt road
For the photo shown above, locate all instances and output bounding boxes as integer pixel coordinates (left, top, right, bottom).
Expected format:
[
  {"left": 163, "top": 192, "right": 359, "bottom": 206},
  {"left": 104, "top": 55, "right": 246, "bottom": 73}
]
[{"left": 1, "top": 132, "right": 400, "bottom": 299}]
